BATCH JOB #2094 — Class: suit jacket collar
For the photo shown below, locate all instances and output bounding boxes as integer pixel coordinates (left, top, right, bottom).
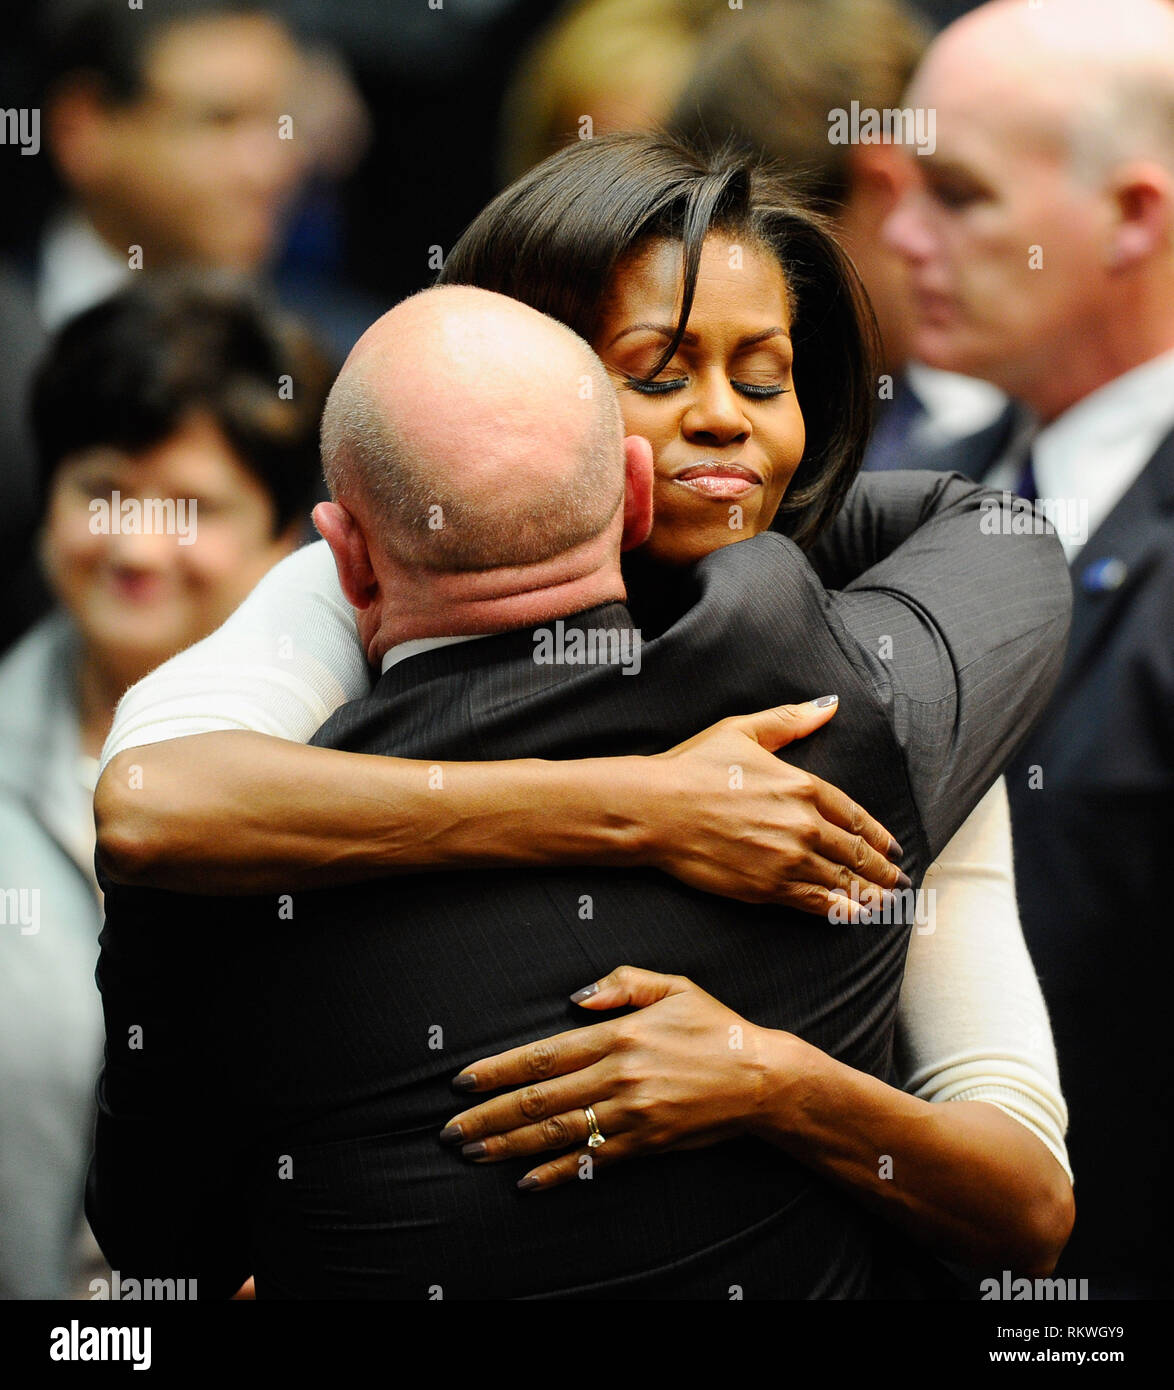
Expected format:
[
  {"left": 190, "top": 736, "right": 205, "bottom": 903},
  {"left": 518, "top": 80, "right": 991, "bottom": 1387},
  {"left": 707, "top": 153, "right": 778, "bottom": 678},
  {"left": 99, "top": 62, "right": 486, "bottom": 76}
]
[{"left": 1058, "top": 424, "right": 1174, "bottom": 701}]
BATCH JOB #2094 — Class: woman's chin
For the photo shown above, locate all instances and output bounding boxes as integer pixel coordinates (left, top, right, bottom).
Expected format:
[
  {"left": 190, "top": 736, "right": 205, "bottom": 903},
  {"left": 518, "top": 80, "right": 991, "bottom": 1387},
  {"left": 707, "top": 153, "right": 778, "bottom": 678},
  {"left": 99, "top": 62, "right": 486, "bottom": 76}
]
[{"left": 638, "top": 524, "right": 757, "bottom": 569}]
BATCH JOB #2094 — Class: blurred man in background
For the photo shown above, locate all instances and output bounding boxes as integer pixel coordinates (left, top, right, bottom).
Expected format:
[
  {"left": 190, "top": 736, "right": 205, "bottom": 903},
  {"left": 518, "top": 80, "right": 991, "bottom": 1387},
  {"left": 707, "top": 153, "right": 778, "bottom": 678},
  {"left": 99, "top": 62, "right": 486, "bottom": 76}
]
[
  {"left": 37, "top": 0, "right": 302, "bottom": 329},
  {"left": 883, "top": 0, "right": 1174, "bottom": 1296}
]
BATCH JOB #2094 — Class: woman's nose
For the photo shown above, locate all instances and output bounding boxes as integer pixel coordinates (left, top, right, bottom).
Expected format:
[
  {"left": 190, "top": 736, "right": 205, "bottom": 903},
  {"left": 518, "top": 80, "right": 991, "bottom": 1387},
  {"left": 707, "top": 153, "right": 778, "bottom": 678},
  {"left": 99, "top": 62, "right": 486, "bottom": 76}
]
[
  {"left": 682, "top": 376, "right": 749, "bottom": 447},
  {"left": 103, "top": 525, "right": 179, "bottom": 570}
]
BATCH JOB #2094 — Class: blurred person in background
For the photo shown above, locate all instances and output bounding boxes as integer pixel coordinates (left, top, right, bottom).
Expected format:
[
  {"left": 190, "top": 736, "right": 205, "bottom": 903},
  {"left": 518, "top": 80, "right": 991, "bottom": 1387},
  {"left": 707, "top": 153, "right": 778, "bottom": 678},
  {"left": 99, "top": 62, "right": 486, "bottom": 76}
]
[
  {"left": 36, "top": 0, "right": 303, "bottom": 330},
  {"left": 36, "top": 0, "right": 327, "bottom": 325},
  {"left": 0, "top": 0, "right": 370, "bottom": 658},
  {"left": 0, "top": 276, "right": 329, "bottom": 1298},
  {"left": 882, "top": 0, "right": 1174, "bottom": 1296},
  {"left": 497, "top": 0, "right": 718, "bottom": 185},
  {"left": 667, "top": 0, "right": 1006, "bottom": 472}
]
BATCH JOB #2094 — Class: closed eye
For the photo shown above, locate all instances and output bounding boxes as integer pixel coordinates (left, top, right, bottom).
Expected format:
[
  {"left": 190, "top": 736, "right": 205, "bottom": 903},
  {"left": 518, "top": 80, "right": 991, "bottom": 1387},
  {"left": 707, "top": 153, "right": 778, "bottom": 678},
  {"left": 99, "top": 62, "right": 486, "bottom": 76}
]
[
  {"left": 625, "top": 377, "right": 789, "bottom": 399},
  {"left": 734, "top": 383, "right": 788, "bottom": 399},
  {"left": 624, "top": 376, "right": 686, "bottom": 396}
]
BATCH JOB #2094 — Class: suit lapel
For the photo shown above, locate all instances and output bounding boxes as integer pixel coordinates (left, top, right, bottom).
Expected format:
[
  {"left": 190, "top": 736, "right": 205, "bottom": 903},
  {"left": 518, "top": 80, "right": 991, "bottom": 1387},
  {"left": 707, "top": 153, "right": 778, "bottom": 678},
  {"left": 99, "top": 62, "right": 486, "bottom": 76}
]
[{"left": 1055, "top": 426, "right": 1174, "bottom": 701}]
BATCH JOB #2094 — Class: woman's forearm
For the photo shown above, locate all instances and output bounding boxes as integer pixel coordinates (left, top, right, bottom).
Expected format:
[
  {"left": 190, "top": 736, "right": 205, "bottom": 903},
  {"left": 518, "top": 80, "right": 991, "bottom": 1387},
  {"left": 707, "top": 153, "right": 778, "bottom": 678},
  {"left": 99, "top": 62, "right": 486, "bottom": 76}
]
[
  {"left": 95, "top": 731, "right": 651, "bottom": 892},
  {"left": 94, "top": 710, "right": 907, "bottom": 904},
  {"left": 751, "top": 1030, "right": 1075, "bottom": 1276}
]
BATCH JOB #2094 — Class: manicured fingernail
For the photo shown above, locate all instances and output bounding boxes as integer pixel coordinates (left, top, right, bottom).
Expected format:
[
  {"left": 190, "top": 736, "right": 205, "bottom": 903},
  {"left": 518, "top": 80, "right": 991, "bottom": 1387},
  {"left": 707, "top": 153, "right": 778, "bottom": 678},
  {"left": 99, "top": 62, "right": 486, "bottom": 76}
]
[
  {"left": 894, "top": 870, "right": 913, "bottom": 890},
  {"left": 517, "top": 1175, "right": 541, "bottom": 1191},
  {"left": 451, "top": 1072, "right": 477, "bottom": 1092},
  {"left": 569, "top": 983, "right": 598, "bottom": 1003},
  {"left": 888, "top": 837, "right": 905, "bottom": 860},
  {"left": 461, "top": 1141, "right": 488, "bottom": 1159},
  {"left": 439, "top": 1124, "right": 463, "bottom": 1144},
  {"left": 813, "top": 694, "right": 838, "bottom": 707}
]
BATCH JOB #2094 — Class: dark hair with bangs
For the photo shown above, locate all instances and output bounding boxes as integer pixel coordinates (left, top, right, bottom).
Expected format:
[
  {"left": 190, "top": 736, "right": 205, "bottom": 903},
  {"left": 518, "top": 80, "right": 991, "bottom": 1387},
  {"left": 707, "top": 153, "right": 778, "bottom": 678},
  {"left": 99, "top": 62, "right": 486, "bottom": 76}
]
[
  {"left": 30, "top": 273, "right": 331, "bottom": 533},
  {"left": 439, "top": 132, "right": 879, "bottom": 549}
]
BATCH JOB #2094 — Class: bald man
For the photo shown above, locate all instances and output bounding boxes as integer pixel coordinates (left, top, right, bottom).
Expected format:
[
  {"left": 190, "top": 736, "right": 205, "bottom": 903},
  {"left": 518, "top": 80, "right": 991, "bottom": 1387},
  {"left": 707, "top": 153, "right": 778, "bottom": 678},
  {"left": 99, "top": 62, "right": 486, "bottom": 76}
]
[
  {"left": 88, "top": 285, "right": 1069, "bottom": 1299},
  {"left": 883, "top": 0, "right": 1174, "bottom": 1296},
  {"left": 310, "top": 285, "right": 642, "bottom": 664}
]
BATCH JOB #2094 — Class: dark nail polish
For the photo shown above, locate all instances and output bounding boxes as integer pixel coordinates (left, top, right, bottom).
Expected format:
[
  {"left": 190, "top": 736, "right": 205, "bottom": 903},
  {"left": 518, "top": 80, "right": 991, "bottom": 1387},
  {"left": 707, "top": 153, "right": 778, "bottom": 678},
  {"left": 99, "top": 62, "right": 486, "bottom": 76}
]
[
  {"left": 814, "top": 694, "right": 838, "bottom": 707},
  {"left": 888, "top": 837, "right": 905, "bottom": 860},
  {"left": 438, "top": 1124, "right": 463, "bottom": 1145},
  {"left": 517, "top": 1176, "right": 541, "bottom": 1191},
  {"left": 451, "top": 1072, "right": 477, "bottom": 1092},
  {"left": 569, "top": 983, "right": 598, "bottom": 1003},
  {"left": 461, "top": 1141, "right": 488, "bottom": 1159},
  {"left": 894, "top": 870, "right": 913, "bottom": 890}
]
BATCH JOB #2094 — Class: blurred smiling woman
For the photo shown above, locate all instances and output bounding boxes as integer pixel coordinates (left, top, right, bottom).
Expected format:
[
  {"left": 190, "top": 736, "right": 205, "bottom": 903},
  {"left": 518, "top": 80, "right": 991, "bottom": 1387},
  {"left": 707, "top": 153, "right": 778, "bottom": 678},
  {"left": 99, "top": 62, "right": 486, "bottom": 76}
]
[{"left": 0, "top": 277, "right": 329, "bottom": 1298}]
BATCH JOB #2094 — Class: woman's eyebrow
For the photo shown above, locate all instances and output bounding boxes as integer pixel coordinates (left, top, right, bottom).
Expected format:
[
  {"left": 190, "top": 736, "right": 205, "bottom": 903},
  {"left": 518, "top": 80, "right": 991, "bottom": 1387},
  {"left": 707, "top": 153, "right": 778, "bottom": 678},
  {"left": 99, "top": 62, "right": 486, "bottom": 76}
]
[
  {"left": 604, "top": 322, "right": 694, "bottom": 348},
  {"left": 736, "top": 328, "right": 791, "bottom": 350},
  {"left": 604, "top": 323, "right": 791, "bottom": 349}
]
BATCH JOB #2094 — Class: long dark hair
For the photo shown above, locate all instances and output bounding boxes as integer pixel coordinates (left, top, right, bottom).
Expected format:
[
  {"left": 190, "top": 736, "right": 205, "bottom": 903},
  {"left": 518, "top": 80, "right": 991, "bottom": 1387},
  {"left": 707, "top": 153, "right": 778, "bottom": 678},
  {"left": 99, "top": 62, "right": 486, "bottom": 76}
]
[{"left": 439, "top": 132, "right": 879, "bottom": 549}]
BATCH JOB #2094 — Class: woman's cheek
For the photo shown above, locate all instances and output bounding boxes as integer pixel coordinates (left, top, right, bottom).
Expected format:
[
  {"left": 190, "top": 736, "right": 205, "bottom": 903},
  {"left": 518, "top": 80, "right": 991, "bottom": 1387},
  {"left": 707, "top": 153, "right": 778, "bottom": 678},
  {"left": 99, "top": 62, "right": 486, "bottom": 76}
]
[{"left": 40, "top": 498, "right": 105, "bottom": 607}]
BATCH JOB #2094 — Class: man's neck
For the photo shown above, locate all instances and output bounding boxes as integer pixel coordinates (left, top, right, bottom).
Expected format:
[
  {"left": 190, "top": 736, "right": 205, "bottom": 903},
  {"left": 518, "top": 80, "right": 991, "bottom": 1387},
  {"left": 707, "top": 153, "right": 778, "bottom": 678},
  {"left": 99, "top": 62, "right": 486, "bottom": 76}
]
[
  {"left": 1022, "top": 296, "right": 1174, "bottom": 424},
  {"left": 367, "top": 571, "right": 627, "bottom": 670}
]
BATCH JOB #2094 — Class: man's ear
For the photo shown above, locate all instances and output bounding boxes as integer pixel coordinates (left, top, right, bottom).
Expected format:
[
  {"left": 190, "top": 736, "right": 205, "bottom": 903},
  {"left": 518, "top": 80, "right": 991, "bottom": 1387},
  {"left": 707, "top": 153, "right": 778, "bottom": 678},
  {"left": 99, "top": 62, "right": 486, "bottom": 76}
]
[
  {"left": 620, "top": 435, "right": 654, "bottom": 552},
  {"left": 46, "top": 79, "right": 115, "bottom": 196},
  {"left": 313, "top": 500, "right": 379, "bottom": 609},
  {"left": 1105, "top": 162, "right": 1171, "bottom": 271},
  {"left": 845, "top": 143, "right": 916, "bottom": 215}
]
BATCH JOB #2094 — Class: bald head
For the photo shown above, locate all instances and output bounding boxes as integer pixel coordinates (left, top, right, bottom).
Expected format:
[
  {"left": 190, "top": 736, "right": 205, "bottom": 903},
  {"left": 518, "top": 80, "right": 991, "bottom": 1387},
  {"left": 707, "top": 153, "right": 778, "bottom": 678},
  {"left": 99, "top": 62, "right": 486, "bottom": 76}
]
[
  {"left": 321, "top": 285, "right": 624, "bottom": 572},
  {"left": 916, "top": 0, "right": 1174, "bottom": 177}
]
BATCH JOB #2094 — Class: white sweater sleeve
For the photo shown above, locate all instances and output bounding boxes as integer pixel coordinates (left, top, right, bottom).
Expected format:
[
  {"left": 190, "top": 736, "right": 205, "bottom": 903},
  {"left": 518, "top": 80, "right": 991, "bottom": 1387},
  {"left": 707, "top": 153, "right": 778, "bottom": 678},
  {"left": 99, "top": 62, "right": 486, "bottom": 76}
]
[
  {"left": 895, "top": 777, "right": 1073, "bottom": 1182},
  {"left": 100, "top": 541, "right": 371, "bottom": 772}
]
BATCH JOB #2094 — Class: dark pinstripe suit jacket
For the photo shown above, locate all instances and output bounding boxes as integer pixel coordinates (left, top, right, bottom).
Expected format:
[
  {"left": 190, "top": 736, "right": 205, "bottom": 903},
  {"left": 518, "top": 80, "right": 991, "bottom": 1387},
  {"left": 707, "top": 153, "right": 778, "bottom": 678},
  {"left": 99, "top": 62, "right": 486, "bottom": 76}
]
[{"left": 90, "top": 472, "right": 1071, "bottom": 1299}]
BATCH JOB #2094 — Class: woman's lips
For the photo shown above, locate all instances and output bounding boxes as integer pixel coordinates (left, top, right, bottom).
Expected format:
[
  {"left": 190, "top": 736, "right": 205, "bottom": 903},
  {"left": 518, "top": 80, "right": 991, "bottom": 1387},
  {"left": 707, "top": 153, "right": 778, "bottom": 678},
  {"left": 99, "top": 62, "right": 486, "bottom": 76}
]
[{"left": 671, "top": 462, "right": 762, "bottom": 500}]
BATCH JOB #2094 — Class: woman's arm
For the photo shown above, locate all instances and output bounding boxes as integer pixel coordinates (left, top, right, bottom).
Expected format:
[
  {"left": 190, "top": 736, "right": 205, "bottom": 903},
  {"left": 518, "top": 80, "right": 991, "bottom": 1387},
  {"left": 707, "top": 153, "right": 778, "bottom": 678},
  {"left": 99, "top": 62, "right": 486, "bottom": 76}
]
[
  {"left": 96, "top": 707, "right": 903, "bottom": 907},
  {"left": 439, "top": 783, "right": 1074, "bottom": 1276},
  {"left": 96, "top": 542, "right": 905, "bottom": 907}
]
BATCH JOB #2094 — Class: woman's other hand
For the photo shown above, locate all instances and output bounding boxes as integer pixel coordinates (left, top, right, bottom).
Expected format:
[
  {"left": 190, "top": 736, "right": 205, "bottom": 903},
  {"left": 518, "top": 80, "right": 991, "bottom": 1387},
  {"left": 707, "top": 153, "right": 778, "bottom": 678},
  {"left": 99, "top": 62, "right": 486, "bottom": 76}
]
[{"left": 439, "top": 965, "right": 791, "bottom": 1190}]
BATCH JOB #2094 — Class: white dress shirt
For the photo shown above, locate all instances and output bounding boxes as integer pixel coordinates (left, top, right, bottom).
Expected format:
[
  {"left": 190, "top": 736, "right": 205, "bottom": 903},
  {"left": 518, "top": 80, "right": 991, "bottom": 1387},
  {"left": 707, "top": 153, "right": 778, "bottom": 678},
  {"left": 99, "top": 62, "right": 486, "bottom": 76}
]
[{"left": 986, "top": 347, "right": 1174, "bottom": 561}]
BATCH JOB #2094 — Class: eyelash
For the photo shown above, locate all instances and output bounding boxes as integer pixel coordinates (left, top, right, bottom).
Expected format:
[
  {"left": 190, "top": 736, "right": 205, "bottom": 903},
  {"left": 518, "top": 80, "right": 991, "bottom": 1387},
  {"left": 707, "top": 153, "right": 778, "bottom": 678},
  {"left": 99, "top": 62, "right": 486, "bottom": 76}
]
[{"left": 625, "top": 377, "right": 788, "bottom": 400}]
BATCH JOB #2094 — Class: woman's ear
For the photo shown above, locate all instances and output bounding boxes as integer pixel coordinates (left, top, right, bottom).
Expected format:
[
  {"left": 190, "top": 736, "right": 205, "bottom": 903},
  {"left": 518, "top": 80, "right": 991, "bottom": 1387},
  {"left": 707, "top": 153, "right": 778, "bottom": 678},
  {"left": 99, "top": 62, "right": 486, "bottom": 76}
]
[
  {"left": 313, "top": 500, "right": 379, "bottom": 609},
  {"left": 620, "top": 435, "right": 655, "bottom": 551}
]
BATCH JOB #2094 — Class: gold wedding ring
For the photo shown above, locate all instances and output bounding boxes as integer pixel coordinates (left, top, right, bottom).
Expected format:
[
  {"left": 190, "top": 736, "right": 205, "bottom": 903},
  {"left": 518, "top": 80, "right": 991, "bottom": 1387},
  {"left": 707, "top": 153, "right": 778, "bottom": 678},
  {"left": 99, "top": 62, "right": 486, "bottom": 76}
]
[{"left": 584, "top": 1105, "right": 606, "bottom": 1149}]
